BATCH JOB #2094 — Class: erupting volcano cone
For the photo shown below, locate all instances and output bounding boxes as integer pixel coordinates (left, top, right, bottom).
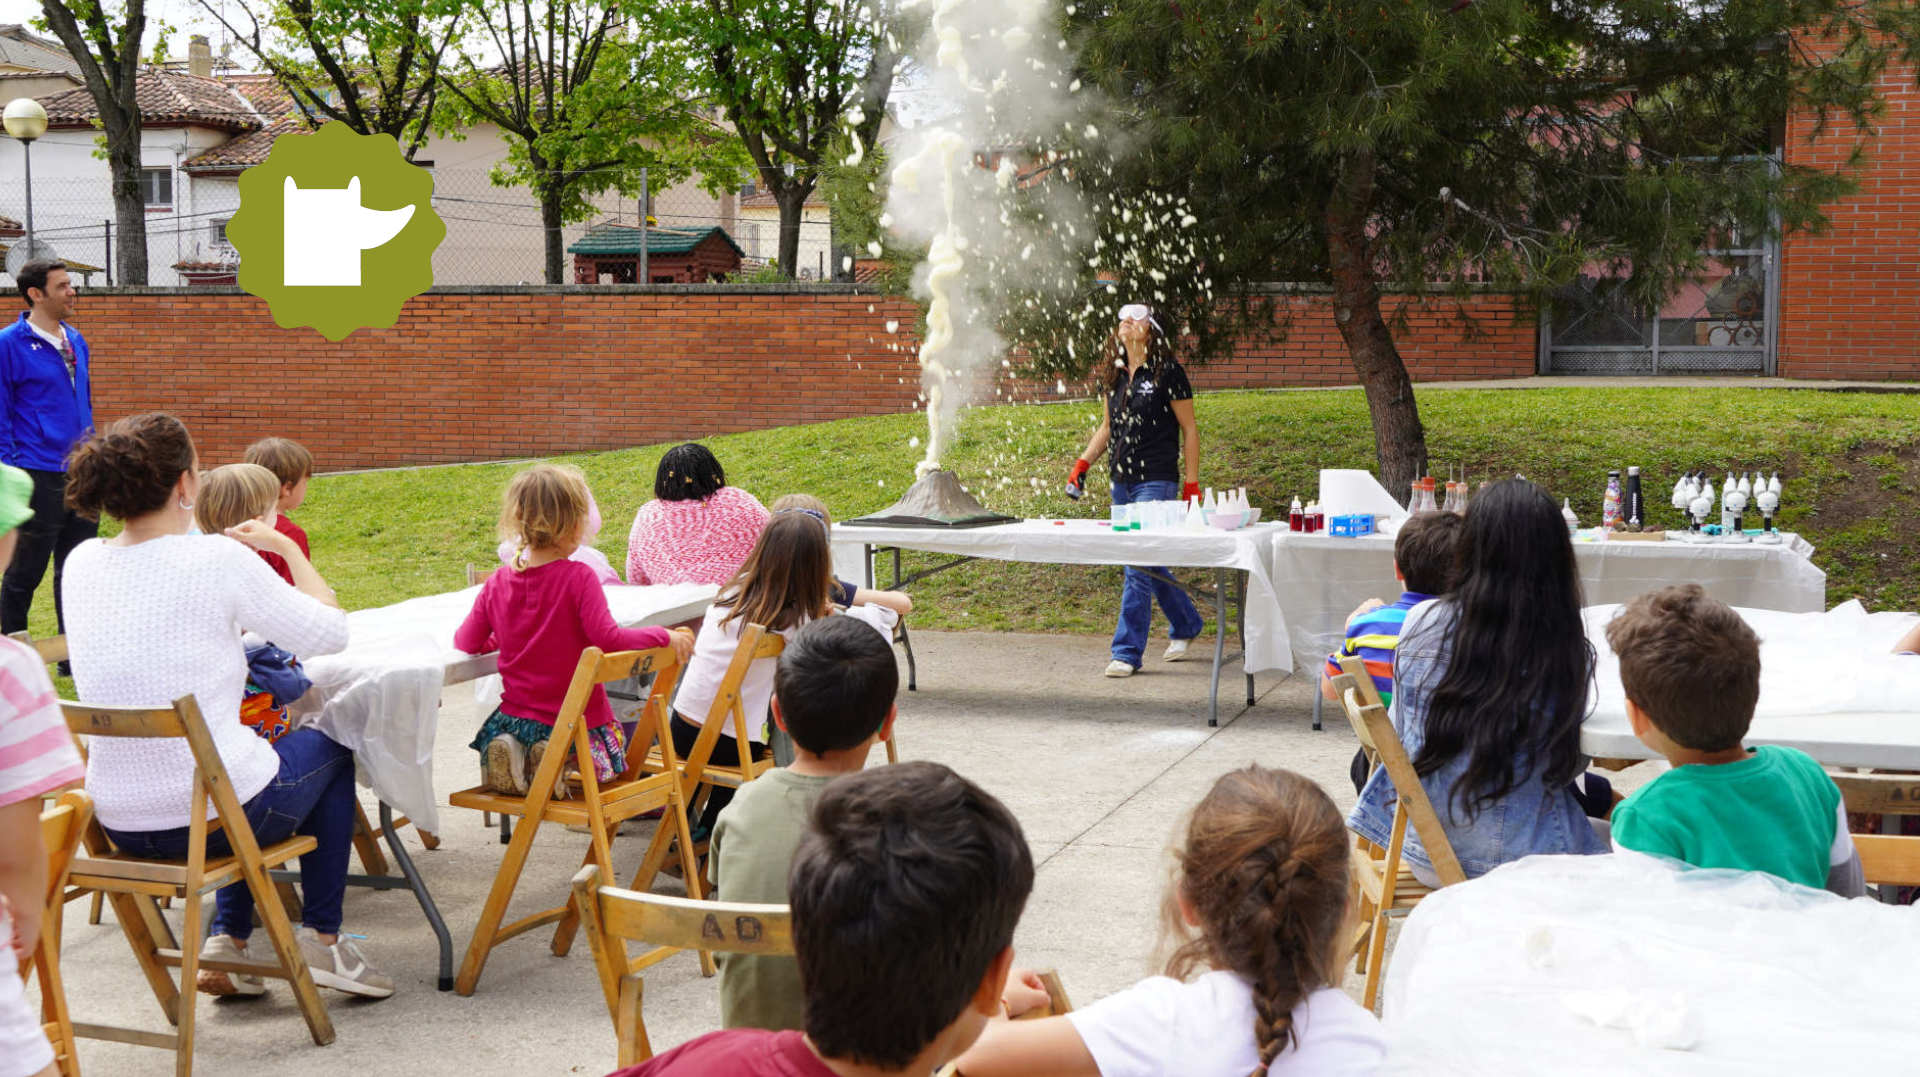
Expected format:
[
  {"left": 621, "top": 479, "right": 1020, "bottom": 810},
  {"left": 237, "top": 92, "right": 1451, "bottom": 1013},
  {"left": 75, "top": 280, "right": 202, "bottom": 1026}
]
[{"left": 841, "top": 469, "right": 1020, "bottom": 529}]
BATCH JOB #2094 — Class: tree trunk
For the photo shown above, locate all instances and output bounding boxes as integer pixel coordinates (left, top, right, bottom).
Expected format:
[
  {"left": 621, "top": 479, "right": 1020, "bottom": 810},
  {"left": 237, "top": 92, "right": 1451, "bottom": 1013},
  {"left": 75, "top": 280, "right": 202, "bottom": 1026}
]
[
  {"left": 1325, "top": 152, "right": 1426, "bottom": 503},
  {"left": 774, "top": 181, "right": 814, "bottom": 279},
  {"left": 539, "top": 179, "right": 566, "bottom": 284},
  {"left": 104, "top": 110, "right": 148, "bottom": 285}
]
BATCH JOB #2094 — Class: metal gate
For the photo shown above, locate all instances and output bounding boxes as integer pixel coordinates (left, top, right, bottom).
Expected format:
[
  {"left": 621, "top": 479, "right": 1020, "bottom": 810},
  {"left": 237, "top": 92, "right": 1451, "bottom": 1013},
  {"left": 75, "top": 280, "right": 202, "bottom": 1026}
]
[{"left": 1541, "top": 233, "right": 1778, "bottom": 377}]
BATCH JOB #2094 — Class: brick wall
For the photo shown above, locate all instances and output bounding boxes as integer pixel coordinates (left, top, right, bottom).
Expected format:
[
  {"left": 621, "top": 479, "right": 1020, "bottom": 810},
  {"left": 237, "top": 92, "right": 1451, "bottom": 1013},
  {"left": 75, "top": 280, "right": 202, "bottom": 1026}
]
[
  {"left": 1779, "top": 51, "right": 1920, "bottom": 379},
  {"left": 78, "top": 285, "right": 1536, "bottom": 470}
]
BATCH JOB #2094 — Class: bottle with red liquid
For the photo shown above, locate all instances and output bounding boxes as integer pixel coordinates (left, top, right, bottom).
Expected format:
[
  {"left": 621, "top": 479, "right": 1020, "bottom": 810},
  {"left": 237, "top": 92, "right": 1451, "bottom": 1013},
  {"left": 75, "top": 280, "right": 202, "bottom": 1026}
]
[{"left": 1288, "top": 496, "right": 1304, "bottom": 532}]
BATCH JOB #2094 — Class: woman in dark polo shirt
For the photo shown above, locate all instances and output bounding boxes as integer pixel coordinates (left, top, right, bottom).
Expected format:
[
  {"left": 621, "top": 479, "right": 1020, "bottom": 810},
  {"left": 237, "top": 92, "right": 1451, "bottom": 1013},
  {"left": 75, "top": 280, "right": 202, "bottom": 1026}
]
[{"left": 1065, "top": 304, "right": 1206, "bottom": 677}]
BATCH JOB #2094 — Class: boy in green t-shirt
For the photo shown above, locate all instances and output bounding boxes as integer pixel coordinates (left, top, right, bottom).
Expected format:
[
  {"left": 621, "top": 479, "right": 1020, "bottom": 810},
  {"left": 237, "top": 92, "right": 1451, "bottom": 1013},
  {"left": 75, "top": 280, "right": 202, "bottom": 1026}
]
[
  {"left": 709, "top": 615, "right": 899, "bottom": 1030},
  {"left": 1605, "top": 584, "right": 1863, "bottom": 896}
]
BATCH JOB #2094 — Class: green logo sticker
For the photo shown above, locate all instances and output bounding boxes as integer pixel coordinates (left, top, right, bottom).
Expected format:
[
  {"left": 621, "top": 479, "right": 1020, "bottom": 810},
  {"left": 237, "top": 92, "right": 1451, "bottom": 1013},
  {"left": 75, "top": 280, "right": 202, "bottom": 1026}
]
[{"left": 227, "top": 122, "right": 445, "bottom": 341}]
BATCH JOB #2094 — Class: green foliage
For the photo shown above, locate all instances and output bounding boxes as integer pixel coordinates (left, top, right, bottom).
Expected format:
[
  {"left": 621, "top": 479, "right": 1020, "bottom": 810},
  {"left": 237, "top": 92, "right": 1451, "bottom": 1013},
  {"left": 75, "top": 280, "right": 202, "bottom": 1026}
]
[{"left": 1058, "top": 0, "right": 1920, "bottom": 367}]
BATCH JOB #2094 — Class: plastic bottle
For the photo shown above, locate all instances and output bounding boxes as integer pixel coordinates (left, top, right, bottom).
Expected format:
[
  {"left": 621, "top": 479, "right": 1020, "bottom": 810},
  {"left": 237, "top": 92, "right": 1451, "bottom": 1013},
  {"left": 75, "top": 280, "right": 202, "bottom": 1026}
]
[
  {"left": 1562, "top": 498, "right": 1579, "bottom": 536},
  {"left": 1306, "top": 500, "right": 1324, "bottom": 532},
  {"left": 1288, "top": 496, "right": 1304, "bottom": 532},
  {"left": 1602, "top": 470, "right": 1622, "bottom": 530}
]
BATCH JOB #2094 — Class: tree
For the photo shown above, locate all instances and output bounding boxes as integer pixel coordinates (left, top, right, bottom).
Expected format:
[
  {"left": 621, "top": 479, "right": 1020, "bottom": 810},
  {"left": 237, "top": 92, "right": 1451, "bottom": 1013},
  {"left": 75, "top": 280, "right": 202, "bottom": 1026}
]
[
  {"left": 436, "top": 0, "right": 745, "bottom": 283},
  {"left": 1063, "top": 0, "right": 1920, "bottom": 495},
  {"left": 671, "top": 0, "right": 908, "bottom": 278},
  {"left": 37, "top": 0, "right": 156, "bottom": 284},
  {"left": 194, "top": 0, "right": 462, "bottom": 159}
]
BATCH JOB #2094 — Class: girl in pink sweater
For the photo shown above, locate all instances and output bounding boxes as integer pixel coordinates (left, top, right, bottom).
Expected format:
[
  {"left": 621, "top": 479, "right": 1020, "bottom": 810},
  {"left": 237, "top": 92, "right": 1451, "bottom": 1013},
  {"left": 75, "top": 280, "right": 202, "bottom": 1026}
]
[{"left": 457, "top": 465, "right": 695, "bottom": 796}]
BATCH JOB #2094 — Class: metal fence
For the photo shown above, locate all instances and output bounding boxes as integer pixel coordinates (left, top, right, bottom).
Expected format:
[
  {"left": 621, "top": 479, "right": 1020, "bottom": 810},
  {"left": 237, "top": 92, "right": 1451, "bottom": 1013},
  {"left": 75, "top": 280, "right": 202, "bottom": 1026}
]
[{"left": 0, "top": 168, "right": 844, "bottom": 288}]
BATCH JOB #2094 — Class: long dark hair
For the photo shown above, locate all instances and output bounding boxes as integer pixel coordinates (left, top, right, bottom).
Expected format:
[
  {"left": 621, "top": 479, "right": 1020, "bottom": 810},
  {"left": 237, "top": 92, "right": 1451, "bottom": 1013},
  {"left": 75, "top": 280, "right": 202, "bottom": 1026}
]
[
  {"left": 1101, "top": 308, "right": 1178, "bottom": 393},
  {"left": 1411, "top": 478, "right": 1593, "bottom": 817},
  {"left": 654, "top": 443, "right": 725, "bottom": 502}
]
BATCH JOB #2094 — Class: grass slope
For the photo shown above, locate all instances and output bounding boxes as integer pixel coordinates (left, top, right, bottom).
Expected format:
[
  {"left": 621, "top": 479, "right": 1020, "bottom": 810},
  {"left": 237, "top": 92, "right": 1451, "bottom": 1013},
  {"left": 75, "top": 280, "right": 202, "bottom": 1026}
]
[{"left": 22, "top": 385, "right": 1920, "bottom": 644}]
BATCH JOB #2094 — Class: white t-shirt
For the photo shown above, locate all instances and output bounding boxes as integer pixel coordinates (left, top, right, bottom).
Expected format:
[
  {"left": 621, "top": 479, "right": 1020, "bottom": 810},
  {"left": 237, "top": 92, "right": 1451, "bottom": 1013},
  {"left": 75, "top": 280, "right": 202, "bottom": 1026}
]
[
  {"left": 1067, "top": 971, "right": 1385, "bottom": 1077},
  {"left": 672, "top": 601, "right": 897, "bottom": 739},
  {"left": 64, "top": 534, "right": 348, "bottom": 831}
]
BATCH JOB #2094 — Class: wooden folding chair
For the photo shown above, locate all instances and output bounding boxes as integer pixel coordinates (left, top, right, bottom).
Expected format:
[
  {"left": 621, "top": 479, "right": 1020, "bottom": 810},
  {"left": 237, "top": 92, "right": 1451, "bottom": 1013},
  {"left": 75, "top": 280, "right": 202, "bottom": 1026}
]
[
  {"left": 25, "top": 789, "right": 91, "bottom": 1077},
  {"left": 928, "top": 970, "right": 1076, "bottom": 1077},
  {"left": 60, "top": 696, "right": 335, "bottom": 1076},
  {"left": 1831, "top": 771, "right": 1920, "bottom": 894},
  {"left": 571, "top": 864, "right": 794, "bottom": 1067},
  {"left": 447, "top": 645, "right": 702, "bottom": 996},
  {"left": 1333, "top": 655, "right": 1466, "bottom": 1010}
]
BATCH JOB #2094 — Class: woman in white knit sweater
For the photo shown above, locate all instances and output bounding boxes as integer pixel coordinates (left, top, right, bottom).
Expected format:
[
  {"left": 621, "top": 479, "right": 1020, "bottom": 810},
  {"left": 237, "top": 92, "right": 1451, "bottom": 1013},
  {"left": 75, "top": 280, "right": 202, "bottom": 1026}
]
[{"left": 61, "top": 413, "right": 393, "bottom": 1000}]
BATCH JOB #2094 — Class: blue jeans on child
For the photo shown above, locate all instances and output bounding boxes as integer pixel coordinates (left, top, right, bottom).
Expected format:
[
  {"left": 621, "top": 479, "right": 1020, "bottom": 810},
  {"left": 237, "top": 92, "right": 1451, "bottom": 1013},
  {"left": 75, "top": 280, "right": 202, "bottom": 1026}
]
[
  {"left": 1110, "top": 480, "right": 1206, "bottom": 668},
  {"left": 103, "top": 728, "right": 356, "bottom": 940}
]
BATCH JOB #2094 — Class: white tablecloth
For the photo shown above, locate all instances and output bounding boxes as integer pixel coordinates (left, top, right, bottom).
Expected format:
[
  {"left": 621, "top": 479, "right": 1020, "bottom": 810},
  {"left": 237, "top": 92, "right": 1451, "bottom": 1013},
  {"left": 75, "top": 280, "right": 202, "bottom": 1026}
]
[
  {"left": 1270, "top": 531, "right": 1825, "bottom": 672},
  {"left": 291, "top": 582, "right": 715, "bottom": 832},
  {"left": 1579, "top": 600, "right": 1920, "bottom": 768},
  {"left": 1383, "top": 854, "right": 1920, "bottom": 1073},
  {"left": 832, "top": 519, "right": 1293, "bottom": 673}
]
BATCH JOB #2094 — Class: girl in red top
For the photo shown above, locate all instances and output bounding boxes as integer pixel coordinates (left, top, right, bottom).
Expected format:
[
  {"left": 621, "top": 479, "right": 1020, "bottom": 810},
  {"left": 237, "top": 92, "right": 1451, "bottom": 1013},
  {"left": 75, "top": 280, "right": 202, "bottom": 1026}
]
[{"left": 457, "top": 465, "right": 695, "bottom": 796}]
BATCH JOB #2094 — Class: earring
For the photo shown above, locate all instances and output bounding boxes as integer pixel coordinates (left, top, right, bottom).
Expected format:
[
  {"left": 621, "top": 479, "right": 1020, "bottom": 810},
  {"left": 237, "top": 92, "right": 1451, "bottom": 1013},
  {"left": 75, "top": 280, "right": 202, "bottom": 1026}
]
[{"left": 178, "top": 498, "right": 195, "bottom": 511}]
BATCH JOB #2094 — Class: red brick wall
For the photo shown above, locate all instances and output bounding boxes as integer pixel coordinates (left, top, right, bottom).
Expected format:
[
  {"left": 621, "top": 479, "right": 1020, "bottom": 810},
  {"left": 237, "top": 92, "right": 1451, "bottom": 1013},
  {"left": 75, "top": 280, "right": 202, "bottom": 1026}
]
[
  {"left": 78, "top": 286, "right": 1536, "bottom": 470},
  {"left": 1779, "top": 50, "right": 1920, "bottom": 379}
]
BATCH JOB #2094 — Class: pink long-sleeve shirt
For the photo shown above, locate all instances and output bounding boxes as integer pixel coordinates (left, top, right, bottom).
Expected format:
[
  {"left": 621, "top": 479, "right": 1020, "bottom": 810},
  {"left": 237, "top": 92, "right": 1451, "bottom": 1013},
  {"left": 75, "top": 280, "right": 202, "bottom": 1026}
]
[
  {"left": 625, "top": 486, "right": 770, "bottom": 586},
  {"left": 454, "top": 558, "right": 671, "bottom": 731}
]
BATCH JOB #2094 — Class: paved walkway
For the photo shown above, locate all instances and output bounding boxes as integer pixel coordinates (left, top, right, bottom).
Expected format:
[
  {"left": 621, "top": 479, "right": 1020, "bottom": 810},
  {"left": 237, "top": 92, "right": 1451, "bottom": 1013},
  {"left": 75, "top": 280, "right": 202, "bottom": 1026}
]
[{"left": 46, "top": 628, "right": 1644, "bottom": 1075}]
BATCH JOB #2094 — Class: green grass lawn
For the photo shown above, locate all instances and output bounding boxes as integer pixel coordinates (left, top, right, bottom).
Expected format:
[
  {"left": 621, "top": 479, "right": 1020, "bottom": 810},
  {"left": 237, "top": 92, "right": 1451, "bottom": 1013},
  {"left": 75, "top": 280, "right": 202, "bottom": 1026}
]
[{"left": 19, "top": 384, "right": 1920, "bottom": 645}]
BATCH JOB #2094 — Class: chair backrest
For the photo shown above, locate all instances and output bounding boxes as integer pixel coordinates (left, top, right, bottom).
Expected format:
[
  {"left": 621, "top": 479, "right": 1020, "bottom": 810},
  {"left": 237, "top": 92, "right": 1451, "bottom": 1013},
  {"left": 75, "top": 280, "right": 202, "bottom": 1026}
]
[
  {"left": 669, "top": 623, "right": 784, "bottom": 788},
  {"left": 1336, "top": 676, "right": 1467, "bottom": 887},
  {"left": 1830, "top": 771, "right": 1920, "bottom": 817},
  {"left": 465, "top": 563, "right": 489, "bottom": 588},
  {"left": 28, "top": 789, "right": 92, "bottom": 970},
  {"left": 7, "top": 629, "right": 69, "bottom": 665},
  {"left": 62, "top": 695, "right": 265, "bottom": 878},
  {"left": 575, "top": 868, "right": 794, "bottom": 956},
  {"left": 1853, "top": 834, "right": 1920, "bottom": 888}
]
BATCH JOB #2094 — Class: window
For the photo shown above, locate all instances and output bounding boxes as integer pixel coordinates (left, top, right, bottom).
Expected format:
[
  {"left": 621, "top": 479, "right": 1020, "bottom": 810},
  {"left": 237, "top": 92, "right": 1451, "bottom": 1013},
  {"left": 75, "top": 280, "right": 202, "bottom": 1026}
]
[
  {"left": 211, "top": 217, "right": 231, "bottom": 248},
  {"left": 140, "top": 167, "right": 173, "bottom": 209}
]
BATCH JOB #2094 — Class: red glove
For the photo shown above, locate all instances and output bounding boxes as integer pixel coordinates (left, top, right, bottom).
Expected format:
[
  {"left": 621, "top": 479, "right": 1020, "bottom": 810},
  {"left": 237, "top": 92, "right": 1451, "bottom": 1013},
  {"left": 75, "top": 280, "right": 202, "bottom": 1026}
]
[
  {"left": 1068, "top": 459, "right": 1091, "bottom": 485},
  {"left": 1182, "top": 481, "right": 1201, "bottom": 503}
]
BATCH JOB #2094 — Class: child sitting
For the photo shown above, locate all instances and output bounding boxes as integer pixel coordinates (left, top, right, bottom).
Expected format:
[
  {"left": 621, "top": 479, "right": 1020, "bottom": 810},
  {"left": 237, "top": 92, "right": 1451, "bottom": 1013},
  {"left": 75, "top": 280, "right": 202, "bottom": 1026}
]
[
  {"left": 613, "top": 761, "right": 1034, "bottom": 1077},
  {"left": 0, "top": 463, "right": 87, "bottom": 1077},
  {"left": 767, "top": 494, "right": 912, "bottom": 615},
  {"left": 955, "top": 765, "right": 1385, "bottom": 1077},
  {"left": 1320, "top": 511, "right": 1462, "bottom": 792},
  {"left": 455, "top": 465, "right": 695, "bottom": 797},
  {"left": 1607, "top": 584, "right": 1864, "bottom": 896},
  {"left": 245, "top": 437, "right": 314, "bottom": 585},
  {"left": 498, "top": 487, "right": 620, "bottom": 585},
  {"left": 671, "top": 512, "right": 897, "bottom": 836},
  {"left": 196, "top": 463, "right": 317, "bottom": 742},
  {"left": 710, "top": 615, "right": 900, "bottom": 1032}
]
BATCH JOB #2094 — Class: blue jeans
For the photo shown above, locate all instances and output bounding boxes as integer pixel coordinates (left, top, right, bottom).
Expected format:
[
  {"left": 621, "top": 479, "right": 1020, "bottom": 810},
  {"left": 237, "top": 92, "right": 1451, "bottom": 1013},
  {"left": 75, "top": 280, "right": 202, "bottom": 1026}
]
[
  {"left": 103, "top": 728, "right": 356, "bottom": 940},
  {"left": 1110, "top": 480, "right": 1206, "bottom": 667}
]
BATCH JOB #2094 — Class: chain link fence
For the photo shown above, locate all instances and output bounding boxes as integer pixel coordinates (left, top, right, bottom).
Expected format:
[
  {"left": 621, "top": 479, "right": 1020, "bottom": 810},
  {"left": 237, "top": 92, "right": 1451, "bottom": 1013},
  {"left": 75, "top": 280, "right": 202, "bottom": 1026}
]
[{"left": 0, "top": 167, "right": 845, "bottom": 288}]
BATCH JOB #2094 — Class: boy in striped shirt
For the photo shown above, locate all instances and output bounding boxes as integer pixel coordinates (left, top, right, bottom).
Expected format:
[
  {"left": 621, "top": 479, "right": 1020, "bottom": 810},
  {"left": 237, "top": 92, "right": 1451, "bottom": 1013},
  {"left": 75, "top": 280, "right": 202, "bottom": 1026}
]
[
  {"left": 0, "top": 462, "right": 86, "bottom": 1077},
  {"left": 1321, "top": 511, "right": 1463, "bottom": 791}
]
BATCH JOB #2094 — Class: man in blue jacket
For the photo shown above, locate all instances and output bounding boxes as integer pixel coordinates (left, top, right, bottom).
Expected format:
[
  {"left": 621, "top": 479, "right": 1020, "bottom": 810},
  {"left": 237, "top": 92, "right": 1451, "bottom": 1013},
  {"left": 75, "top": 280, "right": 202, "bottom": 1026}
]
[{"left": 1, "top": 260, "right": 97, "bottom": 641}]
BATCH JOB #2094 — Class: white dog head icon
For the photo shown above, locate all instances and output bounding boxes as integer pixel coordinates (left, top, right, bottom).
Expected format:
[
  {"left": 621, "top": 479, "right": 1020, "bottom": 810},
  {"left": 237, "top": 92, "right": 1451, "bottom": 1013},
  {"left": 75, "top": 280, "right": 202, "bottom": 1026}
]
[{"left": 282, "top": 176, "right": 417, "bottom": 287}]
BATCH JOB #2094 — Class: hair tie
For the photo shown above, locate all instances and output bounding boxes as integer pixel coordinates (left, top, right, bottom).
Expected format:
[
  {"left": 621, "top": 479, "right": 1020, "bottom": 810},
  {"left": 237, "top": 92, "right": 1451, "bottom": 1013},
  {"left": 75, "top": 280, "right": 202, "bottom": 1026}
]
[{"left": 777, "top": 507, "right": 829, "bottom": 534}]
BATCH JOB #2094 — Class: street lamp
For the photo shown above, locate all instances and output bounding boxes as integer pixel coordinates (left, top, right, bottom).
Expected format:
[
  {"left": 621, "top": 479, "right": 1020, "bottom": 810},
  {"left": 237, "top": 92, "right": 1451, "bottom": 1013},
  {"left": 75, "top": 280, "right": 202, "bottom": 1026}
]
[{"left": 4, "top": 97, "right": 50, "bottom": 256}]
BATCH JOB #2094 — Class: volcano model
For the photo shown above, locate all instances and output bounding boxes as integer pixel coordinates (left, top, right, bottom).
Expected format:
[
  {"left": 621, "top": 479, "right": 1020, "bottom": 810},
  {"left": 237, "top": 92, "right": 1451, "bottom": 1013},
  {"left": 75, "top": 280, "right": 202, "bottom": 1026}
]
[{"left": 841, "top": 469, "right": 1020, "bottom": 529}]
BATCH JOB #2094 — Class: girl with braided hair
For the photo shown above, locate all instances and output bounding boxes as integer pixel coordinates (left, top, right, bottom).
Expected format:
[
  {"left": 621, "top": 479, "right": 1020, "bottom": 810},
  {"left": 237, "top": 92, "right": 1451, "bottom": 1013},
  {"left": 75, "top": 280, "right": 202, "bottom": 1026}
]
[{"left": 952, "top": 766, "right": 1384, "bottom": 1077}]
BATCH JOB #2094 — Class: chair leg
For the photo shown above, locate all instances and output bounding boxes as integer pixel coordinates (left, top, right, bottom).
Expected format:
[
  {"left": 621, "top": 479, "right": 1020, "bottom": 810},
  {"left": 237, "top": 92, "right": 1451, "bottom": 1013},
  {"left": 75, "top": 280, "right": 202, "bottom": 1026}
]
[
  {"left": 174, "top": 890, "right": 205, "bottom": 1077},
  {"left": 106, "top": 891, "right": 181, "bottom": 1026},
  {"left": 87, "top": 891, "right": 104, "bottom": 926},
  {"left": 883, "top": 728, "right": 899, "bottom": 765},
  {"left": 1362, "top": 908, "right": 1390, "bottom": 1011},
  {"left": 617, "top": 974, "right": 651, "bottom": 1066},
  {"left": 549, "top": 840, "right": 603, "bottom": 958},
  {"left": 455, "top": 813, "right": 544, "bottom": 996}
]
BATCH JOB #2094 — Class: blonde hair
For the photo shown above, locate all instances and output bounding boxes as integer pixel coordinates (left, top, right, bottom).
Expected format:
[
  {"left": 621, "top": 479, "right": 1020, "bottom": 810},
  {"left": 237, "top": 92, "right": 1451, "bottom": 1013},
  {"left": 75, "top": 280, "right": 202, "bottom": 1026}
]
[
  {"left": 769, "top": 492, "right": 833, "bottom": 528},
  {"left": 196, "top": 463, "right": 281, "bottom": 535},
  {"left": 500, "top": 464, "right": 591, "bottom": 562},
  {"left": 244, "top": 437, "right": 313, "bottom": 487}
]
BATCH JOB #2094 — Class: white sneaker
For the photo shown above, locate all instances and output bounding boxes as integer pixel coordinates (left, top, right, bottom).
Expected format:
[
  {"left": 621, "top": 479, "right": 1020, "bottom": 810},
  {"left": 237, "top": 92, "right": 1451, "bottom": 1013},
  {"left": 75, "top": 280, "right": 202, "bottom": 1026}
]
[
  {"left": 1163, "top": 639, "right": 1194, "bottom": 662},
  {"left": 197, "top": 934, "right": 267, "bottom": 997},
  {"left": 296, "top": 927, "right": 395, "bottom": 999},
  {"left": 1104, "top": 660, "right": 1137, "bottom": 678}
]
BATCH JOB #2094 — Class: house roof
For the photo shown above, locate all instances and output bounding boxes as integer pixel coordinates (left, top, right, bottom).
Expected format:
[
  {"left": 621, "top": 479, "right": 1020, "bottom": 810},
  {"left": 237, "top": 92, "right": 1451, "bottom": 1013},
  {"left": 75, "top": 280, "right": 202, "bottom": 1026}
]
[
  {"left": 739, "top": 190, "right": 828, "bottom": 211},
  {"left": 0, "top": 24, "right": 79, "bottom": 77},
  {"left": 568, "top": 223, "right": 745, "bottom": 258},
  {"left": 0, "top": 215, "right": 20, "bottom": 238},
  {"left": 184, "top": 111, "right": 309, "bottom": 172},
  {"left": 39, "top": 68, "right": 265, "bottom": 134}
]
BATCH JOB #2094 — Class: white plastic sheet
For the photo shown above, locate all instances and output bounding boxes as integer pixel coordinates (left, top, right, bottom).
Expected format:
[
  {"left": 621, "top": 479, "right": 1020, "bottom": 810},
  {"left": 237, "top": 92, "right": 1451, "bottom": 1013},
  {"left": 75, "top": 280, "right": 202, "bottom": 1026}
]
[
  {"left": 291, "top": 582, "right": 715, "bottom": 833},
  {"left": 1383, "top": 853, "right": 1920, "bottom": 1074},
  {"left": 1580, "top": 600, "right": 1920, "bottom": 768},
  {"left": 1268, "top": 531, "right": 1825, "bottom": 672},
  {"left": 831, "top": 519, "right": 1294, "bottom": 672}
]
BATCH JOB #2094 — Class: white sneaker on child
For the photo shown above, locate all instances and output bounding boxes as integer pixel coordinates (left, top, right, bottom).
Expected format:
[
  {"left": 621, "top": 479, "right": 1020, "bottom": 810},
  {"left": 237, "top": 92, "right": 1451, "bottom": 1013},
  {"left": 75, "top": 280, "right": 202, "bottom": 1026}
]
[{"left": 484, "top": 734, "right": 527, "bottom": 795}]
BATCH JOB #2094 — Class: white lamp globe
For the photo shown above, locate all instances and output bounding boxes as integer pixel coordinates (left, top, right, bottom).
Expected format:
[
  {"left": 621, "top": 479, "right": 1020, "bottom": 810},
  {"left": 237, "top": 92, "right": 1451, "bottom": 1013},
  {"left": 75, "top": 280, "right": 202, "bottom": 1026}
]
[{"left": 3, "top": 98, "right": 49, "bottom": 141}]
